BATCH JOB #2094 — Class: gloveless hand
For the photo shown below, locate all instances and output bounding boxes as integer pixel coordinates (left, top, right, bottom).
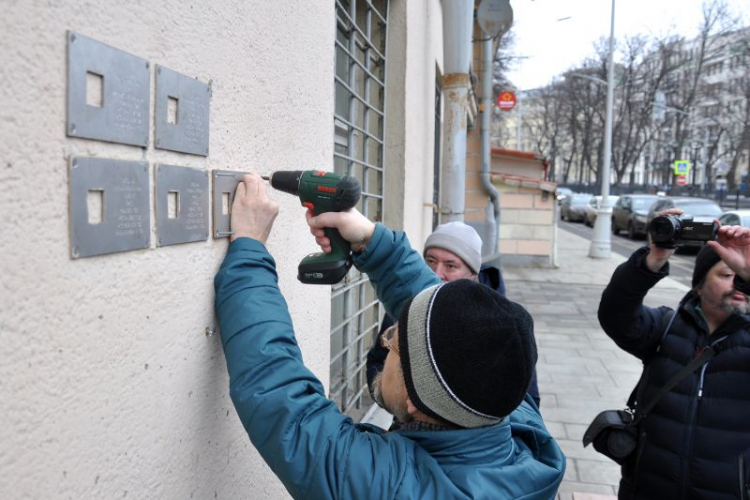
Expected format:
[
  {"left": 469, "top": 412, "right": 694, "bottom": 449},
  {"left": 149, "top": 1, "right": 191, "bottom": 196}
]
[
  {"left": 306, "top": 208, "right": 375, "bottom": 253},
  {"left": 230, "top": 173, "right": 280, "bottom": 244},
  {"left": 708, "top": 225, "right": 750, "bottom": 281}
]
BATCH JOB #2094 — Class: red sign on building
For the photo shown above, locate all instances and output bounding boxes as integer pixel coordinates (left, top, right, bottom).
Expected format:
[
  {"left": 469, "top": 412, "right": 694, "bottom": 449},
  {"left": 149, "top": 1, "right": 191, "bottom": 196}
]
[{"left": 497, "top": 91, "right": 517, "bottom": 111}]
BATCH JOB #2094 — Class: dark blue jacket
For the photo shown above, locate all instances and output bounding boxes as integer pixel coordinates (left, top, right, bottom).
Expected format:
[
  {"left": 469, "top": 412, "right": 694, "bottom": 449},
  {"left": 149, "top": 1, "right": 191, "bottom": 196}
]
[
  {"left": 598, "top": 246, "right": 750, "bottom": 500},
  {"left": 215, "top": 224, "right": 565, "bottom": 499}
]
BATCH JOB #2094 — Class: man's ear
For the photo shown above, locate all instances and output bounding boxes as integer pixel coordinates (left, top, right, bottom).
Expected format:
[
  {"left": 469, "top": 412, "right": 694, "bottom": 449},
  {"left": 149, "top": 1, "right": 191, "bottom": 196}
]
[{"left": 406, "top": 398, "right": 420, "bottom": 417}]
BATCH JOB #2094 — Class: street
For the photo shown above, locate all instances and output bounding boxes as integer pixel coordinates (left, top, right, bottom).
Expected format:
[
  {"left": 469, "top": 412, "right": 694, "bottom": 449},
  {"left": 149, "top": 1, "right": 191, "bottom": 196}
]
[{"left": 558, "top": 220, "right": 697, "bottom": 289}]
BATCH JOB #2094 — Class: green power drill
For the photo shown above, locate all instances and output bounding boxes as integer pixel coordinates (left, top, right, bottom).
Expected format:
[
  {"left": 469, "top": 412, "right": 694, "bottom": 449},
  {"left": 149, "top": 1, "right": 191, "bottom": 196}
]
[{"left": 263, "top": 170, "right": 361, "bottom": 285}]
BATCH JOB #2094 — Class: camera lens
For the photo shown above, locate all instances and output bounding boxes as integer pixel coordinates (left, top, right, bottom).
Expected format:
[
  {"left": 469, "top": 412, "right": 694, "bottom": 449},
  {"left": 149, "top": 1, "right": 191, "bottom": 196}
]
[{"left": 649, "top": 215, "right": 678, "bottom": 242}]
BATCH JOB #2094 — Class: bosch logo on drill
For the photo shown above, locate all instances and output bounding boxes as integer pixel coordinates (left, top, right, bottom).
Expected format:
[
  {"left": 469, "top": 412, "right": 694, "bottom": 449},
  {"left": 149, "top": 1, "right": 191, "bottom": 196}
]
[{"left": 317, "top": 186, "right": 336, "bottom": 193}]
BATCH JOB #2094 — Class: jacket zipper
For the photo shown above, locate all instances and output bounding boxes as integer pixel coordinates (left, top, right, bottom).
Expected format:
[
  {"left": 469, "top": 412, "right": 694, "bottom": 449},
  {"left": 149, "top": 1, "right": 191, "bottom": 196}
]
[
  {"left": 632, "top": 431, "right": 648, "bottom": 493},
  {"left": 679, "top": 335, "right": 728, "bottom": 499},
  {"left": 741, "top": 453, "right": 747, "bottom": 500}
]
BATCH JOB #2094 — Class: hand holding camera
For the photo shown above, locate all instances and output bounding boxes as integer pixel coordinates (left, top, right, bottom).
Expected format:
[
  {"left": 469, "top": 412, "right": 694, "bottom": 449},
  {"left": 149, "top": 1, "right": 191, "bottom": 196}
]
[
  {"left": 648, "top": 211, "right": 718, "bottom": 250},
  {"left": 708, "top": 225, "right": 750, "bottom": 282}
]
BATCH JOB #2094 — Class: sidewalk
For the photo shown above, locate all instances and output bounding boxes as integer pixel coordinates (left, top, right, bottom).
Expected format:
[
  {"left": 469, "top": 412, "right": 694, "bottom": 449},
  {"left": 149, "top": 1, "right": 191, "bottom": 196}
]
[{"left": 503, "top": 227, "right": 690, "bottom": 500}]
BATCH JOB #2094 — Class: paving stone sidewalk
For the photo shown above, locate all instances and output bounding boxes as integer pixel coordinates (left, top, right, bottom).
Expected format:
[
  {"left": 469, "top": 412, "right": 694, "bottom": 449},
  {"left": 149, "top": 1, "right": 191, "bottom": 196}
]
[{"left": 503, "top": 228, "right": 690, "bottom": 500}]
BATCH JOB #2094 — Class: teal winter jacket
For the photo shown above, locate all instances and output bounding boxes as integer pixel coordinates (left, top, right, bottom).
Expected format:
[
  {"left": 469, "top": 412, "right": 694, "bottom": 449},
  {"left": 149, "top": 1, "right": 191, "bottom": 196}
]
[{"left": 214, "top": 224, "right": 565, "bottom": 499}]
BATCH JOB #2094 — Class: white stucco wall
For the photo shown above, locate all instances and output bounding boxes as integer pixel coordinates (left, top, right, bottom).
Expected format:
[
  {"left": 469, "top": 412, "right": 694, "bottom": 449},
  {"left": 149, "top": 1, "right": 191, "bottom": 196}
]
[
  {"left": 384, "top": 0, "right": 443, "bottom": 249},
  {"left": 0, "top": 1, "right": 334, "bottom": 498}
]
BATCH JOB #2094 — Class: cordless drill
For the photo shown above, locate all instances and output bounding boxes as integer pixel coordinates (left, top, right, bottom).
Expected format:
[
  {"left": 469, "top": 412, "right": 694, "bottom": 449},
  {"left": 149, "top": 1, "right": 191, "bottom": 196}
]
[{"left": 263, "top": 170, "right": 361, "bottom": 284}]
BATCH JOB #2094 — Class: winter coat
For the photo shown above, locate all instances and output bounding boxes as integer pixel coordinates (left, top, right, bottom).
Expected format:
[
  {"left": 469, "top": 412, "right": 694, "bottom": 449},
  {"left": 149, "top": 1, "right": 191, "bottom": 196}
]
[
  {"left": 215, "top": 224, "right": 565, "bottom": 499},
  {"left": 598, "top": 246, "right": 750, "bottom": 500}
]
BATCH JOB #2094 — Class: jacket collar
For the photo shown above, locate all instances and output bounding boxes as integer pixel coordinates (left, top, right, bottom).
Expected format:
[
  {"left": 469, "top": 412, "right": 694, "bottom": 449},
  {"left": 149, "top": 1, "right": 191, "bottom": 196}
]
[{"left": 397, "top": 417, "right": 514, "bottom": 466}]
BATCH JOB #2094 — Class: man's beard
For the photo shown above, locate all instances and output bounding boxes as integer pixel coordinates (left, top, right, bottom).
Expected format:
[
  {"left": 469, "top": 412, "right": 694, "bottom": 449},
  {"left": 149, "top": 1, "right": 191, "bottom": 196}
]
[
  {"left": 719, "top": 291, "right": 750, "bottom": 315},
  {"left": 372, "top": 371, "right": 411, "bottom": 424}
]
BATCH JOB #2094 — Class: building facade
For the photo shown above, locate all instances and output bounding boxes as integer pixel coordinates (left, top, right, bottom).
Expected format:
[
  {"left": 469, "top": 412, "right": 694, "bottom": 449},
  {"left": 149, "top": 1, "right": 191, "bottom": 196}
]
[{"left": 1, "top": 1, "right": 504, "bottom": 498}]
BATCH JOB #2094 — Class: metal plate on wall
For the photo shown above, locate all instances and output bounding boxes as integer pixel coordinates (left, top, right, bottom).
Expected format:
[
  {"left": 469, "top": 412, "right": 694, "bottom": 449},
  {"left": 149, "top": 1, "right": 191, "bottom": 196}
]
[
  {"left": 155, "top": 65, "right": 211, "bottom": 156},
  {"left": 155, "top": 165, "right": 209, "bottom": 246},
  {"left": 66, "top": 31, "right": 150, "bottom": 147},
  {"left": 212, "top": 170, "right": 246, "bottom": 238},
  {"left": 69, "top": 157, "right": 150, "bottom": 258}
]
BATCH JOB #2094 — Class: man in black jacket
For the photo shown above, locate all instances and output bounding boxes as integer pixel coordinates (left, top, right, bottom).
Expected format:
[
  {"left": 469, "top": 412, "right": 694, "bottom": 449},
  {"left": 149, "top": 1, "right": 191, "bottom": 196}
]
[
  {"left": 366, "top": 222, "right": 541, "bottom": 409},
  {"left": 599, "top": 220, "right": 750, "bottom": 500}
]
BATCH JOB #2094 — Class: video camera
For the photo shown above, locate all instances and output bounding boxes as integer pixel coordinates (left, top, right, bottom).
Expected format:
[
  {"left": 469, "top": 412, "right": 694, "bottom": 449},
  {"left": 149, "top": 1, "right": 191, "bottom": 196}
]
[{"left": 648, "top": 214, "right": 718, "bottom": 249}]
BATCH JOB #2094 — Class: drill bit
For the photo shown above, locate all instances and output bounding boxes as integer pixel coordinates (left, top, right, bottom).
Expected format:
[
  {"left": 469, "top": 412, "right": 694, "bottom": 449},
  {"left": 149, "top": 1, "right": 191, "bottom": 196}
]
[{"left": 261, "top": 175, "right": 270, "bottom": 181}]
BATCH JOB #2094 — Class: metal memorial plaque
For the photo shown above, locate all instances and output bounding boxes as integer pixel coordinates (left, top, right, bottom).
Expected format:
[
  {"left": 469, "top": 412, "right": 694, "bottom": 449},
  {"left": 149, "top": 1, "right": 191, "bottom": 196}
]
[
  {"left": 155, "top": 65, "right": 211, "bottom": 156},
  {"left": 212, "top": 170, "right": 245, "bottom": 238},
  {"left": 66, "top": 31, "right": 150, "bottom": 147},
  {"left": 155, "top": 164, "right": 209, "bottom": 246},
  {"left": 69, "top": 157, "right": 150, "bottom": 258}
]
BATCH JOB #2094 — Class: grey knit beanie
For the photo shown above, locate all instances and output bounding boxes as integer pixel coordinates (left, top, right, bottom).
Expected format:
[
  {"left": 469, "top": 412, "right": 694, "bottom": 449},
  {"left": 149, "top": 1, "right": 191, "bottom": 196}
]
[
  {"left": 398, "top": 280, "right": 537, "bottom": 428},
  {"left": 423, "top": 222, "right": 483, "bottom": 274}
]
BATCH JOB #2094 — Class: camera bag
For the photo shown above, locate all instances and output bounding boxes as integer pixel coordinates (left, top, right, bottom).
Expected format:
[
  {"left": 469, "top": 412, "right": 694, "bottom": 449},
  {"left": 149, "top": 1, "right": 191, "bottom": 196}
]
[
  {"left": 583, "top": 347, "right": 715, "bottom": 464},
  {"left": 583, "top": 309, "right": 716, "bottom": 464}
]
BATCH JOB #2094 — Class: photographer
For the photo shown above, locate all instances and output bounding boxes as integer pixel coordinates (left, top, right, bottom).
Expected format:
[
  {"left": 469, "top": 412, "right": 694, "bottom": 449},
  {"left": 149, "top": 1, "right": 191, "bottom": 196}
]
[{"left": 598, "top": 210, "right": 750, "bottom": 499}]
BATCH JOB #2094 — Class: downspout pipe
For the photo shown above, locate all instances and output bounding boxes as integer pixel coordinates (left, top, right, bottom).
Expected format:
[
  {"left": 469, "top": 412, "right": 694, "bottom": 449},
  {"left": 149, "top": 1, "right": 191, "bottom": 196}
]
[
  {"left": 480, "top": 37, "right": 500, "bottom": 254},
  {"left": 440, "top": 0, "right": 474, "bottom": 223}
]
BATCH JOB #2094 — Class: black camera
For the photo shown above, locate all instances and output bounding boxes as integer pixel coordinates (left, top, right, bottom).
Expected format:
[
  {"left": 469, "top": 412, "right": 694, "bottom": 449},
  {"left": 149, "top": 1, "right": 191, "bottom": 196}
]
[{"left": 648, "top": 214, "right": 718, "bottom": 249}]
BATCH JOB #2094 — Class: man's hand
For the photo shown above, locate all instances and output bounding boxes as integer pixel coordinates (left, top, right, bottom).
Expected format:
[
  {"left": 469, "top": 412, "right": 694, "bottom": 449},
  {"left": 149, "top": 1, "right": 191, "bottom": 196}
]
[
  {"left": 707, "top": 225, "right": 750, "bottom": 281},
  {"left": 306, "top": 208, "right": 375, "bottom": 253},
  {"left": 230, "top": 173, "right": 280, "bottom": 244},
  {"left": 645, "top": 208, "right": 682, "bottom": 272}
]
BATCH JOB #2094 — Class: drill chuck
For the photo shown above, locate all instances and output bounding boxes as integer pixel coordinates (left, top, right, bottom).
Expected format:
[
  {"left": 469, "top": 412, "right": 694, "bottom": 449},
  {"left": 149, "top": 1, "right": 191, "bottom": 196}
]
[{"left": 268, "top": 171, "right": 303, "bottom": 197}]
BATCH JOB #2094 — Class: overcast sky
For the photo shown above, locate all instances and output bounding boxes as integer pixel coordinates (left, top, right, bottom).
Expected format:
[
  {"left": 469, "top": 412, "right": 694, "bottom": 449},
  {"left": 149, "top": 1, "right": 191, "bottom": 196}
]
[{"left": 505, "top": 0, "right": 749, "bottom": 90}]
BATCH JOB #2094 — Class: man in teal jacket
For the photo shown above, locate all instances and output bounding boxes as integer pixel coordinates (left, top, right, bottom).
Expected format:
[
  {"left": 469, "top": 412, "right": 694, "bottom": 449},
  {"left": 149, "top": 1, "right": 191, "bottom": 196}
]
[{"left": 215, "top": 173, "right": 565, "bottom": 499}]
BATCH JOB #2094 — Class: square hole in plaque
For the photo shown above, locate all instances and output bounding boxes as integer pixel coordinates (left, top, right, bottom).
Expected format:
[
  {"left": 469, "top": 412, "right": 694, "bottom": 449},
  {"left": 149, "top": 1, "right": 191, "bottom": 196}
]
[
  {"left": 168, "top": 191, "right": 180, "bottom": 219},
  {"left": 86, "top": 72, "right": 104, "bottom": 107},
  {"left": 167, "top": 96, "right": 179, "bottom": 124},
  {"left": 87, "top": 189, "right": 104, "bottom": 224},
  {"left": 222, "top": 192, "right": 231, "bottom": 216}
]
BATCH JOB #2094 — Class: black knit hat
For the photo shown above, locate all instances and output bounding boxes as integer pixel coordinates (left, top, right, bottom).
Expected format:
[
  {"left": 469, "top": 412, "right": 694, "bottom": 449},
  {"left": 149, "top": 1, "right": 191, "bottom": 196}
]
[
  {"left": 692, "top": 244, "right": 722, "bottom": 288},
  {"left": 397, "top": 280, "right": 537, "bottom": 428}
]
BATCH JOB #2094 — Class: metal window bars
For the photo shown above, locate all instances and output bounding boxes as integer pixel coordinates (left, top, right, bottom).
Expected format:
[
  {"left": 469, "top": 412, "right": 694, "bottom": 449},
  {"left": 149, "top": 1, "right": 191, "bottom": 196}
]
[{"left": 330, "top": 0, "right": 389, "bottom": 419}]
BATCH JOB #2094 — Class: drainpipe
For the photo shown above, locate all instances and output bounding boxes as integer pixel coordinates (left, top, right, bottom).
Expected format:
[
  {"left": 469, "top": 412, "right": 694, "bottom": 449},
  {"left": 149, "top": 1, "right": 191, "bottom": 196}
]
[
  {"left": 440, "top": 0, "right": 474, "bottom": 223},
  {"left": 480, "top": 37, "right": 500, "bottom": 254}
]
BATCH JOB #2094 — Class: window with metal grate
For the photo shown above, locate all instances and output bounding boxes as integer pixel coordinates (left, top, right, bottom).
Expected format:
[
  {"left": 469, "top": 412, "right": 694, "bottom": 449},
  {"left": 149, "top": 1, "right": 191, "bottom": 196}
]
[{"left": 331, "top": 0, "right": 389, "bottom": 420}]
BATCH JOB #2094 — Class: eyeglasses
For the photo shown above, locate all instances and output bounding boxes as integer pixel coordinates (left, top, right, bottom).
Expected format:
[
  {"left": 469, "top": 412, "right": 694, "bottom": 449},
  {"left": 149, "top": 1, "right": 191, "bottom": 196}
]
[{"left": 380, "top": 325, "right": 399, "bottom": 356}]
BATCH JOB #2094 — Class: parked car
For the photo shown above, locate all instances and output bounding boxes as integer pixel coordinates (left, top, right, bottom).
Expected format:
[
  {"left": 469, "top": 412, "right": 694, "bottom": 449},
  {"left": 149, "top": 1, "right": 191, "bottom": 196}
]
[
  {"left": 612, "top": 194, "right": 660, "bottom": 239},
  {"left": 647, "top": 196, "right": 723, "bottom": 248},
  {"left": 560, "top": 193, "right": 593, "bottom": 222},
  {"left": 556, "top": 187, "right": 573, "bottom": 205},
  {"left": 718, "top": 209, "right": 750, "bottom": 227},
  {"left": 584, "top": 195, "right": 620, "bottom": 227}
]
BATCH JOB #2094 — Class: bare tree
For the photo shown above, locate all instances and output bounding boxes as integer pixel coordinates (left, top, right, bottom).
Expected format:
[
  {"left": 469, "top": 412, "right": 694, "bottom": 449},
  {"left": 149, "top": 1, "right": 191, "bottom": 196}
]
[
  {"left": 657, "top": 0, "right": 737, "bottom": 188},
  {"left": 497, "top": 0, "right": 749, "bottom": 194},
  {"left": 519, "top": 83, "right": 567, "bottom": 180},
  {"left": 719, "top": 28, "right": 750, "bottom": 189}
]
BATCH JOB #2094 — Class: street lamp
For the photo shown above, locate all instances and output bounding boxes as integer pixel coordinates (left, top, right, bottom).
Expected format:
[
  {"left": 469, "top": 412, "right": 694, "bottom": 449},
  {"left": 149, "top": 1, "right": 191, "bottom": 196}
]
[{"left": 589, "top": 0, "right": 616, "bottom": 259}]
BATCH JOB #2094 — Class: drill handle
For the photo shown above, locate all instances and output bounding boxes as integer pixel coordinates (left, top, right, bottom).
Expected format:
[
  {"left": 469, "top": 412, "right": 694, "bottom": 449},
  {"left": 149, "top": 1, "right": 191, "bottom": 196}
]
[{"left": 323, "top": 226, "right": 352, "bottom": 261}]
